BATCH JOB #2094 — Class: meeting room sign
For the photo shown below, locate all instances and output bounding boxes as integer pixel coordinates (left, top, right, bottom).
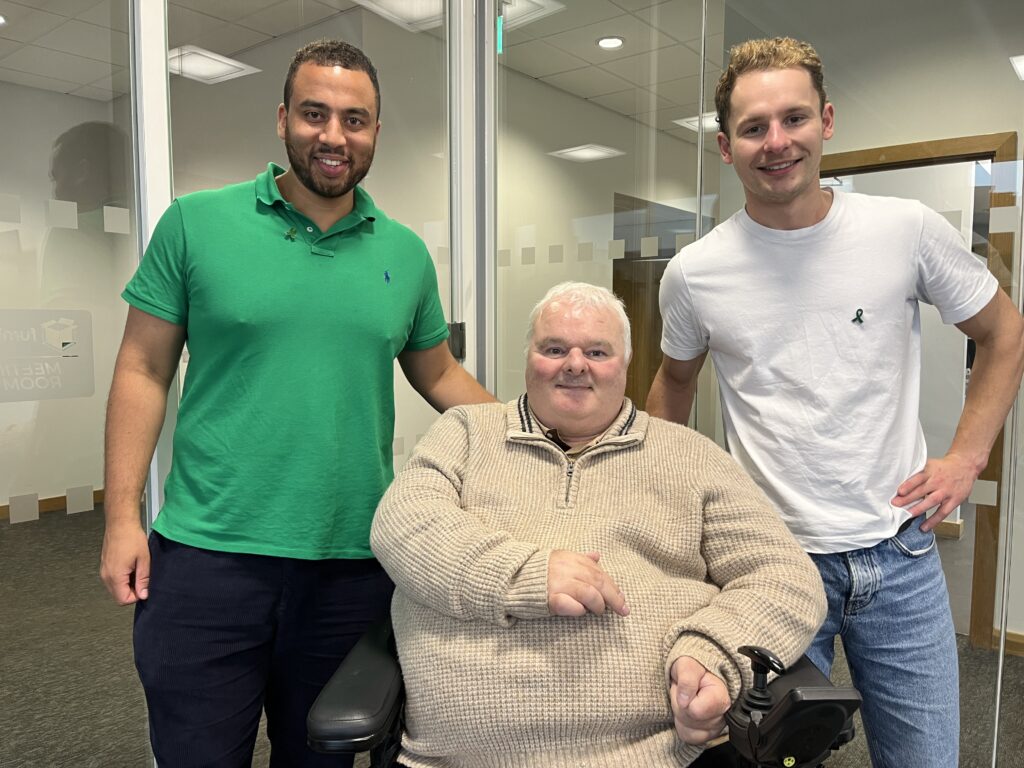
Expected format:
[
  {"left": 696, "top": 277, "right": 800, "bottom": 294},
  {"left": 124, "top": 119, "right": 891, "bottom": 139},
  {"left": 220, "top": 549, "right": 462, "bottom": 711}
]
[{"left": 0, "top": 309, "right": 94, "bottom": 402}]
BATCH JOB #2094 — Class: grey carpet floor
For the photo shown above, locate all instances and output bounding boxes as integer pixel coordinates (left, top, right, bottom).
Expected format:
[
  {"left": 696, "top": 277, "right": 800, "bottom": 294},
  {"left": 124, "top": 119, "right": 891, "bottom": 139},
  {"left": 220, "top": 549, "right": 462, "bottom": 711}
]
[{"left": 2, "top": 508, "right": 1021, "bottom": 767}]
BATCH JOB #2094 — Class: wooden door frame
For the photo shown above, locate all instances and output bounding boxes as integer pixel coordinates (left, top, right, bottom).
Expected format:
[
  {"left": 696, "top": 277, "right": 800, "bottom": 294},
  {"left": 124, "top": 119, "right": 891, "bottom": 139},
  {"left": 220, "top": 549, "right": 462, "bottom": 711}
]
[{"left": 822, "top": 132, "right": 1018, "bottom": 650}]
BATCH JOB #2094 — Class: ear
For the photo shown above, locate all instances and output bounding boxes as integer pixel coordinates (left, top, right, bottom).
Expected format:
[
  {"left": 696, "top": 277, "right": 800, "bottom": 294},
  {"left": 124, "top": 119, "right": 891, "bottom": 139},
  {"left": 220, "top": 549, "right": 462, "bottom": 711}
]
[
  {"left": 821, "top": 102, "right": 835, "bottom": 141},
  {"left": 717, "top": 131, "right": 733, "bottom": 165},
  {"left": 375, "top": 121, "right": 381, "bottom": 139},
  {"left": 276, "top": 103, "right": 287, "bottom": 141}
]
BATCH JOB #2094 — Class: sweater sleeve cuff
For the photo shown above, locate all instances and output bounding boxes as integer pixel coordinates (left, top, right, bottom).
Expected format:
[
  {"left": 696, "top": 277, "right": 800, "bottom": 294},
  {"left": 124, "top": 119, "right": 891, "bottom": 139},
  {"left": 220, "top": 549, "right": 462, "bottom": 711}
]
[
  {"left": 504, "top": 549, "right": 552, "bottom": 620},
  {"left": 665, "top": 633, "right": 743, "bottom": 701}
]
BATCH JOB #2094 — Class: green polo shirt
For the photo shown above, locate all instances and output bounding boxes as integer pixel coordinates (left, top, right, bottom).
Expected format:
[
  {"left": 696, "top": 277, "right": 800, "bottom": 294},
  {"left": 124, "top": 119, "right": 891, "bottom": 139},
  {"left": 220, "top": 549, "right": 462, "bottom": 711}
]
[{"left": 123, "top": 163, "right": 449, "bottom": 558}]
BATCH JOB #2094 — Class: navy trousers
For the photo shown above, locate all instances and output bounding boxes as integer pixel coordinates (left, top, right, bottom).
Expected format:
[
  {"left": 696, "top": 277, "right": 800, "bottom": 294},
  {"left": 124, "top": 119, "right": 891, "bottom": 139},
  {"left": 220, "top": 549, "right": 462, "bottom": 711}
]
[{"left": 134, "top": 532, "right": 394, "bottom": 768}]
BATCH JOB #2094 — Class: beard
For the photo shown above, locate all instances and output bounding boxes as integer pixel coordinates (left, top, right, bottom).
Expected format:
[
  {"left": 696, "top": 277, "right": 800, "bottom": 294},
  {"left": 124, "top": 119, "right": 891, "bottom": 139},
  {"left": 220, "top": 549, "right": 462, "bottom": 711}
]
[{"left": 284, "top": 128, "right": 375, "bottom": 200}]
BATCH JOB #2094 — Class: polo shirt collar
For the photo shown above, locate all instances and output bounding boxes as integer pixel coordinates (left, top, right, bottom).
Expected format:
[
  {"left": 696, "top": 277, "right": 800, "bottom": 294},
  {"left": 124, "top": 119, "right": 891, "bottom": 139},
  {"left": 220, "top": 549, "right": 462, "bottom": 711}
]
[{"left": 254, "top": 162, "right": 381, "bottom": 228}]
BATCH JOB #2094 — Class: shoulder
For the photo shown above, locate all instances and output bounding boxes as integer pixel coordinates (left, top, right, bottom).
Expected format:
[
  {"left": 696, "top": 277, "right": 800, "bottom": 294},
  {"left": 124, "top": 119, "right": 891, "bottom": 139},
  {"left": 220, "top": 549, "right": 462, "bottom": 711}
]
[
  {"left": 839, "top": 190, "right": 925, "bottom": 223},
  {"left": 175, "top": 178, "right": 255, "bottom": 211}
]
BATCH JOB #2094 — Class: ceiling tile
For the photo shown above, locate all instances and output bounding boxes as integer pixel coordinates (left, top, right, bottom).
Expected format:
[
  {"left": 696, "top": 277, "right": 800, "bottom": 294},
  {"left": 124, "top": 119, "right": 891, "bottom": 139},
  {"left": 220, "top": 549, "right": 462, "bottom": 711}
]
[
  {"left": 314, "top": 0, "right": 356, "bottom": 9},
  {"left": 168, "top": 4, "right": 230, "bottom": 48},
  {"left": 651, "top": 72, "right": 718, "bottom": 104},
  {"left": 6, "top": 0, "right": 101, "bottom": 18},
  {"left": 0, "top": 36, "right": 22, "bottom": 57},
  {"left": 237, "top": 0, "right": 340, "bottom": 36},
  {"left": 515, "top": 0, "right": 628, "bottom": 38},
  {"left": 191, "top": 22, "right": 271, "bottom": 57},
  {"left": 501, "top": 39, "right": 590, "bottom": 79},
  {"left": 76, "top": 0, "right": 129, "bottom": 33},
  {"left": 632, "top": 103, "right": 699, "bottom": 130},
  {"left": 589, "top": 86, "right": 670, "bottom": 115},
  {"left": 0, "top": 1, "right": 66, "bottom": 43},
  {"left": 0, "top": 43, "right": 113, "bottom": 84},
  {"left": 33, "top": 19, "right": 128, "bottom": 66},
  {"left": 539, "top": 64, "right": 634, "bottom": 98},
  {"left": 69, "top": 82, "right": 115, "bottom": 101},
  {"left": 542, "top": 13, "right": 675, "bottom": 65},
  {"left": 171, "top": 0, "right": 281, "bottom": 23},
  {"left": 599, "top": 43, "right": 699, "bottom": 85},
  {"left": 631, "top": 0, "right": 702, "bottom": 43},
  {"left": 608, "top": 0, "right": 668, "bottom": 11},
  {"left": 0, "top": 62, "right": 78, "bottom": 93},
  {"left": 84, "top": 65, "right": 128, "bottom": 92}
]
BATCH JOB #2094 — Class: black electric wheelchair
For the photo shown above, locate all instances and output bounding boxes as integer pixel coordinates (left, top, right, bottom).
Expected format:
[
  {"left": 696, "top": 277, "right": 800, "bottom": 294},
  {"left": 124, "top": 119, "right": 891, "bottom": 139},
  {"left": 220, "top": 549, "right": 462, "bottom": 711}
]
[{"left": 306, "top": 616, "right": 861, "bottom": 768}]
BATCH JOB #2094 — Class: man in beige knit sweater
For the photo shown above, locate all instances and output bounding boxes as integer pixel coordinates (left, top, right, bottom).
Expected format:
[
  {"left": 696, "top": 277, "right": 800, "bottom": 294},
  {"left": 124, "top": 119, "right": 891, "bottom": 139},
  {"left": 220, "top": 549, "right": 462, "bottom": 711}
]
[{"left": 370, "top": 282, "right": 826, "bottom": 768}]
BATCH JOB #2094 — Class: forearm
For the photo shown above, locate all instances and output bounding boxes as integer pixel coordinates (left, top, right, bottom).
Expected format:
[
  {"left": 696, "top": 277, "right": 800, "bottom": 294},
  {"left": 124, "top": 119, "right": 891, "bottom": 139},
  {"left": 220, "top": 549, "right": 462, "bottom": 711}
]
[
  {"left": 646, "top": 360, "right": 700, "bottom": 423},
  {"left": 103, "top": 365, "right": 172, "bottom": 529},
  {"left": 420, "top": 363, "right": 495, "bottom": 412}
]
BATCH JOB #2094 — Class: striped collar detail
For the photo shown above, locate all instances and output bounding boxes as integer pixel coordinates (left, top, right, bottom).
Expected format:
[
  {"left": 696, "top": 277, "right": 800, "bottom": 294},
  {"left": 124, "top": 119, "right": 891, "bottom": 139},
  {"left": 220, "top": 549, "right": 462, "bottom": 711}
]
[{"left": 508, "top": 395, "right": 644, "bottom": 444}]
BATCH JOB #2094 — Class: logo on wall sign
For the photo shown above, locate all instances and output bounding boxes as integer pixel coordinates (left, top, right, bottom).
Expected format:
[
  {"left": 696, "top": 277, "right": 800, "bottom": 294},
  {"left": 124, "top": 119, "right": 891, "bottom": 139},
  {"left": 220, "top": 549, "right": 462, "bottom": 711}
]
[{"left": 41, "top": 318, "right": 78, "bottom": 351}]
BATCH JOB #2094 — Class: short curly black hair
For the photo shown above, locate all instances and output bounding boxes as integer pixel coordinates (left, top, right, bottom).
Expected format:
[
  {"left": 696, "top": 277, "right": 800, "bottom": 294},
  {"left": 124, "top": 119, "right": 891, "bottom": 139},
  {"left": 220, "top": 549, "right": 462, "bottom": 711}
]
[{"left": 283, "top": 39, "right": 380, "bottom": 118}]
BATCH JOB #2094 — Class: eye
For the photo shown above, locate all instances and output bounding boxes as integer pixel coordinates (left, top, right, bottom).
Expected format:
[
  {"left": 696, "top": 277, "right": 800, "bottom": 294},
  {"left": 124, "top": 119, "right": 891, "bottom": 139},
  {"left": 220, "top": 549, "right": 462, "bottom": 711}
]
[
  {"left": 305, "top": 110, "right": 324, "bottom": 122},
  {"left": 543, "top": 346, "right": 565, "bottom": 356},
  {"left": 586, "top": 349, "right": 608, "bottom": 358},
  {"left": 741, "top": 124, "right": 765, "bottom": 137},
  {"left": 345, "top": 115, "right": 367, "bottom": 128},
  {"left": 785, "top": 114, "right": 808, "bottom": 126}
]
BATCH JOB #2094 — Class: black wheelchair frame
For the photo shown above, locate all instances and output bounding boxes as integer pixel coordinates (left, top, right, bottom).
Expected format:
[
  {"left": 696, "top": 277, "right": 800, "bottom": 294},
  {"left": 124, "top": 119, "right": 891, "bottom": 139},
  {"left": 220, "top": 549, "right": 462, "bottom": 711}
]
[{"left": 307, "top": 617, "right": 861, "bottom": 768}]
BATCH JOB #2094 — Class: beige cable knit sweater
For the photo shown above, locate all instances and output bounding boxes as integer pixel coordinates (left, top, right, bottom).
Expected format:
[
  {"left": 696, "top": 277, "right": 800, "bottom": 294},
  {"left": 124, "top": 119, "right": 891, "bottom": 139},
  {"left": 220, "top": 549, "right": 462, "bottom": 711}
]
[{"left": 370, "top": 397, "right": 826, "bottom": 768}]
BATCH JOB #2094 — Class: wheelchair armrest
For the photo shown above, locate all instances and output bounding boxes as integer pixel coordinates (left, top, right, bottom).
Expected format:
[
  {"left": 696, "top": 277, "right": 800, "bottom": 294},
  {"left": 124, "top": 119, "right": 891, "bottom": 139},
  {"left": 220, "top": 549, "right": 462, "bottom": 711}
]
[
  {"left": 725, "top": 654, "right": 861, "bottom": 768},
  {"left": 306, "top": 615, "right": 404, "bottom": 754}
]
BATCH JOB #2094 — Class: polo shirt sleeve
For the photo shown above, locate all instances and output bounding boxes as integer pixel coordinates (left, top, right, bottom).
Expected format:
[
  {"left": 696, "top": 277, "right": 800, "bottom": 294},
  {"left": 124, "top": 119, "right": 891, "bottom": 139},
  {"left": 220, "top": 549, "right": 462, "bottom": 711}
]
[
  {"left": 404, "top": 240, "right": 449, "bottom": 352},
  {"left": 659, "top": 252, "right": 709, "bottom": 361},
  {"left": 122, "top": 200, "right": 189, "bottom": 327},
  {"left": 915, "top": 204, "right": 998, "bottom": 325}
]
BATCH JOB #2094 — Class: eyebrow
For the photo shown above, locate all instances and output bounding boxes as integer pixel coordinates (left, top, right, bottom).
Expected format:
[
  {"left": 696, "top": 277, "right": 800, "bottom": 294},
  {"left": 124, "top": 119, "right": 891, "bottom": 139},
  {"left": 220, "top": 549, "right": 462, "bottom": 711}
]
[
  {"left": 297, "top": 99, "right": 372, "bottom": 118},
  {"left": 535, "top": 336, "right": 613, "bottom": 349}
]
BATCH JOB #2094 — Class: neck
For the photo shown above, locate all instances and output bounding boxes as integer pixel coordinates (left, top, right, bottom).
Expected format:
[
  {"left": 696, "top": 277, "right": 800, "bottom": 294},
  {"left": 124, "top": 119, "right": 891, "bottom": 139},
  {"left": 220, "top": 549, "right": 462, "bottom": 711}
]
[
  {"left": 746, "top": 187, "right": 833, "bottom": 231},
  {"left": 276, "top": 170, "right": 355, "bottom": 232}
]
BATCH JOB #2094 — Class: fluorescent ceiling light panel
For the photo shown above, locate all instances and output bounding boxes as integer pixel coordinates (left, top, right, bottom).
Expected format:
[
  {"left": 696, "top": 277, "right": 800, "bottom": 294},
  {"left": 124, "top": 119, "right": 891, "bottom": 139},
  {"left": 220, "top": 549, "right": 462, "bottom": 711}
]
[
  {"left": 548, "top": 144, "right": 625, "bottom": 162},
  {"left": 168, "top": 46, "right": 261, "bottom": 84},
  {"left": 1011, "top": 54, "right": 1024, "bottom": 81},
  {"left": 349, "top": 0, "right": 563, "bottom": 32},
  {"left": 673, "top": 112, "right": 720, "bottom": 133}
]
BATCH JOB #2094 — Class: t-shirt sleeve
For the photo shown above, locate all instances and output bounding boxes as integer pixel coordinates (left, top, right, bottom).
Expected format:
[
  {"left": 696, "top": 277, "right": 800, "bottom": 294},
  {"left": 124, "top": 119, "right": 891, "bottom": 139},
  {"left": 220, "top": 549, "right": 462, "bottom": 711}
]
[
  {"left": 915, "top": 204, "right": 998, "bottom": 325},
  {"left": 122, "top": 200, "right": 189, "bottom": 326},
  {"left": 404, "top": 238, "right": 450, "bottom": 352},
  {"left": 659, "top": 253, "right": 709, "bottom": 361}
]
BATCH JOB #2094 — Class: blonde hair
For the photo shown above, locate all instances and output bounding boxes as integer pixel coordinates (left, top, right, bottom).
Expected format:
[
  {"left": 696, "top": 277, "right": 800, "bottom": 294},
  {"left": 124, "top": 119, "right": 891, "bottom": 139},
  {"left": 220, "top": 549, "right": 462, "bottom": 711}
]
[{"left": 715, "top": 37, "right": 827, "bottom": 135}]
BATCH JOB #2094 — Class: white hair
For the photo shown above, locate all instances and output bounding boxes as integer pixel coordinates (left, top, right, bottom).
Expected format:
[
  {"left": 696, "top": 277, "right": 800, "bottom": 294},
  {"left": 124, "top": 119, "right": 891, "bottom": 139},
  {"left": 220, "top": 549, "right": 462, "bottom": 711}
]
[{"left": 525, "top": 281, "right": 632, "bottom": 362}]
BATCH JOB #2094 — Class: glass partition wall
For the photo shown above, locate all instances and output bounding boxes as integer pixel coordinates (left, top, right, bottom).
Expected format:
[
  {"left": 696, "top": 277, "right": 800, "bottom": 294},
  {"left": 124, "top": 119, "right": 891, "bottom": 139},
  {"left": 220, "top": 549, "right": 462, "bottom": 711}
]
[{"left": 0, "top": 0, "right": 150, "bottom": 764}]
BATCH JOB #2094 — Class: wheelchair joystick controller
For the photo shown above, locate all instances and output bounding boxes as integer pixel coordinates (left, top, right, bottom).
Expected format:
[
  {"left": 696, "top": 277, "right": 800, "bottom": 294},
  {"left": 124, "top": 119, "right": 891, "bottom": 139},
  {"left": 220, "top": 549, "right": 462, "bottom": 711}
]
[{"left": 738, "top": 646, "right": 786, "bottom": 716}]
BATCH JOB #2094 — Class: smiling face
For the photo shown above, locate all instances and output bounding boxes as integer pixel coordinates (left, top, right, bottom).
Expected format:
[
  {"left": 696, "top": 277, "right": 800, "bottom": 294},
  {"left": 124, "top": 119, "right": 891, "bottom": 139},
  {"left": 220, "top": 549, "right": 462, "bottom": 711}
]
[
  {"left": 717, "top": 67, "right": 834, "bottom": 228},
  {"left": 276, "top": 62, "right": 379, "bottom": 206},
  {"left": 525, "top": 301, "right": 629, "bottom": 446}
]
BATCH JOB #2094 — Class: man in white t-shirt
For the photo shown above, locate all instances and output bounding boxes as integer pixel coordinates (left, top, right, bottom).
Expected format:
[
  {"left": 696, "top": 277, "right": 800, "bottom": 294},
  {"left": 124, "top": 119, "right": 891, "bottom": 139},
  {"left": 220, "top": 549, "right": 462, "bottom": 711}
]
[{"left": 647, "top": 37, "right": 1024, "bottom": 768}]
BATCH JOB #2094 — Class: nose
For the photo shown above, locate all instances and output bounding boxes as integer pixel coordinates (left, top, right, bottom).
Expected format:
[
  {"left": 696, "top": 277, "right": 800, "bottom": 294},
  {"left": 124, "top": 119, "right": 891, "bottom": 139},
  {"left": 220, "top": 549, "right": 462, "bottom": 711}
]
[
  {"left": 562, "top": 348, "right": 587, "bottom": 375},
  {"left": 319, "top": 116, "right": 347, "bottom": 148},
  {"left": 763, "top": 120, "right": 790, "bottom": 153}
]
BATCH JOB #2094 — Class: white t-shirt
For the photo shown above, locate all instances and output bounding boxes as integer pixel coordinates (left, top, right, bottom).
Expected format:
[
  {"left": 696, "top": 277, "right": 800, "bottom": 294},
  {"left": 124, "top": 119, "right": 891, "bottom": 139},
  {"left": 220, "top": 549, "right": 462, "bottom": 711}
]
[{"left": 660, "top": 190, "right": 997, "bottom": 553}]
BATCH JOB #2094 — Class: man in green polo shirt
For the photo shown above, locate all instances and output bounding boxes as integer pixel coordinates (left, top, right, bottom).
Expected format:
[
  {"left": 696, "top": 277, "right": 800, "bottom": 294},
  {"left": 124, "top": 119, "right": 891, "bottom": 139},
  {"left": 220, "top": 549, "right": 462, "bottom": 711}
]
[{"left": 99, "top": 39, "right": 493, "bottom": 767}]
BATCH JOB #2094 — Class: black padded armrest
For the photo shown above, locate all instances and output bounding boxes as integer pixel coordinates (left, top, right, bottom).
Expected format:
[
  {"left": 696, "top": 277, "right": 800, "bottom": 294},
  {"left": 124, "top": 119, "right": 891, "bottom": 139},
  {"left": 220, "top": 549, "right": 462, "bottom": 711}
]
[{"left": 306, "top": 616, "right": 404, "bottom": 753}]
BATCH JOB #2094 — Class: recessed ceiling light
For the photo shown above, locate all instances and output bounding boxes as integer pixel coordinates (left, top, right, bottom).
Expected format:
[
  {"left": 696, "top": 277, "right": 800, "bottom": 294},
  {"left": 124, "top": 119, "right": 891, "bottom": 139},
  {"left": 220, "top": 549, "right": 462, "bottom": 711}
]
[
  {"left": 0, "top": 15, "right": 7, "bottom": 26},
  {"left": 548, "top": 144, "right": 625, "bottom": 162},
  {"left": 168, "top": 46, "right": 261, "bottom": 84},
  {"left": 673, "top": 112, "right": 720, "bottom": 133},
  {"left": 597, "top": 36, "right": 624, "bottom": 50},
  {"left": 1011, "top": 54, "right": 1024, "bottom": 81}
]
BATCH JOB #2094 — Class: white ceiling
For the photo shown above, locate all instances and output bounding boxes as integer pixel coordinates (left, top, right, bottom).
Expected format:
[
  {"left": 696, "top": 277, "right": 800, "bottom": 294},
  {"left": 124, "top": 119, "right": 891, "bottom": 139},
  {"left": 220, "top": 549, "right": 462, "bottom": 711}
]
[
  {"left": 0, "top": 0, "right": 721, "bottom": 143},
  {"left": 4, "top": 0, "right": 1021, "bottom": 146}
]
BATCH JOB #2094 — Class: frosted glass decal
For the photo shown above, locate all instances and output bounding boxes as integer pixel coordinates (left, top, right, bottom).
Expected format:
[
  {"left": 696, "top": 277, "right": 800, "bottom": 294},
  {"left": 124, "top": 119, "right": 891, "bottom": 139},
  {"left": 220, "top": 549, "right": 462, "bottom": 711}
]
[
  {"left": 578, "top": 242, "right": 593, "bottom": 261},
  {"left": 46, "top": 199, "right": 78, "bottom": 229},
  {"left": 497, "top": 248, "right": 511, "bottom": 267},
  {"left": 65, "top": 484, "right": 94, "bottom": 514},
  {"left": 102, "top": 205, "right": 130, "bottom": 235},
  {"left": 608, "top": 239, "right": 625, "bottom": 260},
  {"left": 8, "top": 493, "right": 39, "bottom": 524},
  {"left": 0, "top": 309, "right": 94, "bottom": 402},
  {"left": 547, "top": 244, "right": 563, "bottom": 263},
  {"left": 640, "top": 235, "right": 659, "bottom": 258},
  {"left": 521, "top": 246, "right": 535, "bottom": 265}
]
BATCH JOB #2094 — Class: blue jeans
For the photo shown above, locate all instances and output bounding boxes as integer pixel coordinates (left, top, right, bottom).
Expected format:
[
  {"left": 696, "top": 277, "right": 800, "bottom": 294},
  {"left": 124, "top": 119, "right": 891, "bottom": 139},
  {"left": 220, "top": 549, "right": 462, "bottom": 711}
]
[
  {"left": 805, "top": 517, "right": 959, "bottom": 768},
  {"left": 134, "top": 533, "right": 394, "bottom": 768}
]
